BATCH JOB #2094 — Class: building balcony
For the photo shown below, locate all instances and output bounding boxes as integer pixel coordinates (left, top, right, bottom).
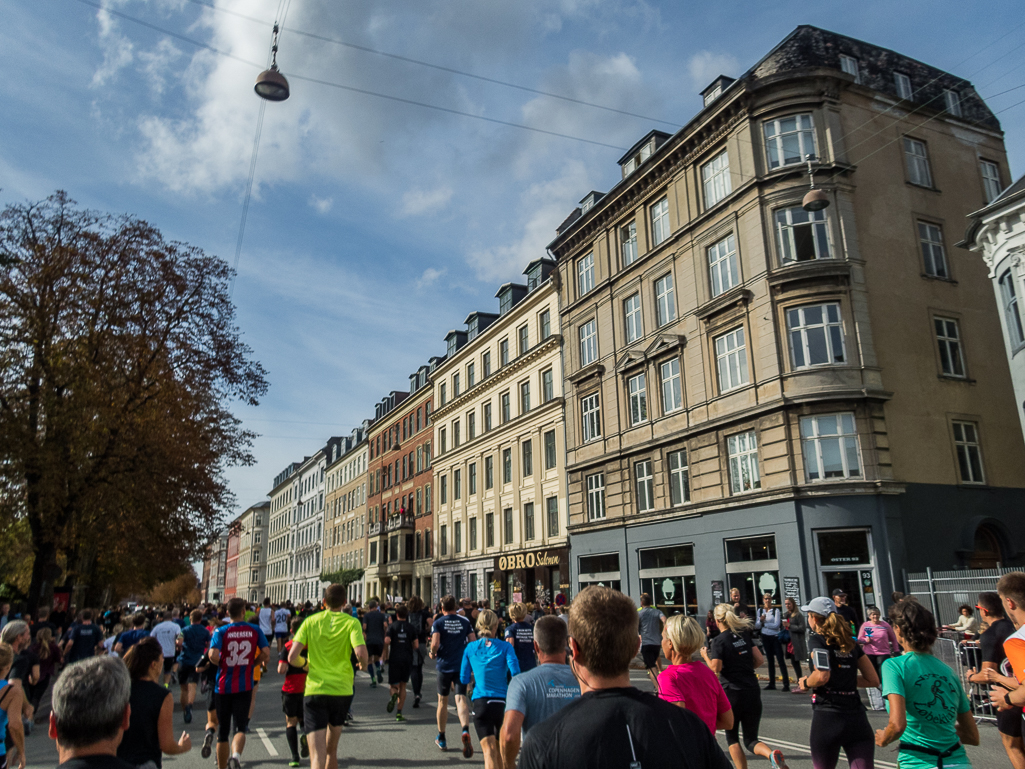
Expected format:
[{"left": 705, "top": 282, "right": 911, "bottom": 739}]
[
  {"left": 386, "top": 513, "right": 414, "bottom": 532},
  {"left": 369, "top": 521, "right": 383, "bottom": 536}
]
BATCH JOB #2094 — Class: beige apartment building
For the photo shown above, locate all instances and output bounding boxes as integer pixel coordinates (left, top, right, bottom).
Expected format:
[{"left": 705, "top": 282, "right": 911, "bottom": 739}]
[
  {"left": 550, "top": 26, "right": 1025, "bottom": 619},
  {"left": 234, "top": 501, "right": 270, "bottom": 603},
  {"left": 432, "top": 258, "right": 570, "bottom": 608},
  {"left": 266, "top": 461, "right": 300, "bottom": 603},
  {"left": 323, "top": 427, "right": 369, "bottom": 605}
]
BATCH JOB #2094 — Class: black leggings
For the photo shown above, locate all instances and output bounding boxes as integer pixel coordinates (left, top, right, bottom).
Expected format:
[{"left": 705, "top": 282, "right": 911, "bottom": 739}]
[
  {"left": 762, "top": 635, "right": 790, "bottom": 688},
  {"left": 411, "top": 660, "right": 424, "bottom": 698},
  {"left": 866, "top": 655, "right": 888, "bottom": 678},
  {"left": 809, "top": 708, "right": 874, "bottom": 769},
  {"left": 724, "top": 687, "right": 763, "bottom": 753}
]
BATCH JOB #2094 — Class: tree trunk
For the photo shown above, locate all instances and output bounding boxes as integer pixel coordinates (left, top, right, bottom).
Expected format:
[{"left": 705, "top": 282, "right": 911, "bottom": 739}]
[{"left": 27, "top": 541, "right": 58, "bottom": 612}]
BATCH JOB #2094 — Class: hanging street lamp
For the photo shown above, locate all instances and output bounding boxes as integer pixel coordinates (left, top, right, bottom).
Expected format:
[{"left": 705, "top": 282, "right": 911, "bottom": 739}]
[
  {"left": 255, "top": 23, "right": 290, "bottom": 102},
  {"left": 802, "top": 154, "right": 830, "bottom": 212}
]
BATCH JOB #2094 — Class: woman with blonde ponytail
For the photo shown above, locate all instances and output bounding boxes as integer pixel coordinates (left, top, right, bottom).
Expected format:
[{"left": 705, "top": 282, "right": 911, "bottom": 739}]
[
  {"left": 702, "top": 604, "right": 788, "bottom": 769},
  {"left": 796, "top": 597, "right": 879, "bottom": 769}
]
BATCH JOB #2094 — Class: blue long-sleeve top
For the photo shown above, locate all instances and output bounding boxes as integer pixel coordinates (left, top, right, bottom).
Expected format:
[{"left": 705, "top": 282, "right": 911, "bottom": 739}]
[{"left": 459, "top": 636, "right": 521, "bottom": 699}]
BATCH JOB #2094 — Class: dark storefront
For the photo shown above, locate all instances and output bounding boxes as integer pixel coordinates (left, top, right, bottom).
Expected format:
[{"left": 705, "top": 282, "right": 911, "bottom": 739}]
[{"left": 492, "top": 547, "right": 570, "bottom": 608}]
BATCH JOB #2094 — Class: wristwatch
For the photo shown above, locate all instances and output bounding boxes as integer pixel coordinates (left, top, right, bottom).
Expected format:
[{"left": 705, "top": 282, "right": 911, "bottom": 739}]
[{"left": 1005, "top": 692, "right": 1013, "bottom": 707}]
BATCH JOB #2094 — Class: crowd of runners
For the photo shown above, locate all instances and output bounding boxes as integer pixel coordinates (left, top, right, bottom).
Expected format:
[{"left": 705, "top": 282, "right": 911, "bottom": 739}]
[{"left": 0, "top": 571, "right": 1023, "bottom": 769}]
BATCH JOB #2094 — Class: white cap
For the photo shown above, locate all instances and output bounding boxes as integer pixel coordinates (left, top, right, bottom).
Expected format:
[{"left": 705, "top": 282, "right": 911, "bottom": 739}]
[{"left": 800, "top": 596, "right": 838, "bottom": 615}]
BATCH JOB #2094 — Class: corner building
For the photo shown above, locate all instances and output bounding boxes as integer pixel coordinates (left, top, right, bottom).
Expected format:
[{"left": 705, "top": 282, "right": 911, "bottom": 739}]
[
  {"left": 551, "top": 26, "right": 1025, "bottom": 620},
  {"left": 266, "top": 462, "right": 301, "bottom": 604},
  {"left": 432, "top": 259, "right": 569, "bottom": 608}
]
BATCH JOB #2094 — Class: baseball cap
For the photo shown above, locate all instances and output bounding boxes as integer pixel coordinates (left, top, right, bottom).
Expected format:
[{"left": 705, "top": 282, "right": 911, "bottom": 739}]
[
  {"left": 830, "top": 588, "right": 847, "bottom": 597},
  {"left": 801, "top": 597, "right": 838, "bottom": 615}
]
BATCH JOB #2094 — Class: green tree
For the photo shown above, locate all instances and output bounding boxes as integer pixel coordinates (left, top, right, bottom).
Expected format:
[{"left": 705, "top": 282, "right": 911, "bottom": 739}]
[
  {"left": 319, "top": 568, "right": 365, "bottom": 591},
  {"left": 0, "top": 193, "right": 268, "bottom": 609}
]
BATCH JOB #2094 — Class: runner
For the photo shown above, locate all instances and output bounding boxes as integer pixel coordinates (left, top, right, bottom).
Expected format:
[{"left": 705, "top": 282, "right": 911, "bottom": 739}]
[
  {"left": 637, "top": 593, "right": 666, "bottom": 691},
  {"left": 274, "top": 604, "right": 292, "bottom": 655},
  {"left": 178, "top": 609, "right": 211, "bottom": 724},
  {"left": 382, "top": 604, "right": 418, "bottom": 722},
  {"left": 500, "top": 615, "right": 580, "bottom": 768},
  {"left": 151, "top": 611, "right": 182, "bottom": 687},
  {"left": 702, "top": 604, "right": 788, "bottom": 769},
  {"left": 430, "top": 594, "right": 475, "bottom": 756},
  {"left": 756, "top": 593, "right": 790, "bottom": 691},
  {"left": 967, "top": 590, "right": 1024, "bottom": 769},
  {"left": 459, "top": 610, "right": 519, "bottom": 769},
  {"left": 278, "top": 618, "right": 309, "bottom": 768},
  {"left": 657, "top": 615, "right": 733, "bottom": 734},
  {"left": 990, "top": 574, "right": 1025, "bottom": 736},
  {"left": 796, "top": 596, "right": 879, "bottom": 769},
  {"left": 289, "top": 584, "right": 368, "bottom": 769},
  {"left": 115, "top": 614, "right": 150, "bottom": 656},
  {"left": 207, "top": 597, "right": 270, "bottom": 769},
  {"left": 62, "top": 609, "right": 104, "bottom": 665},
  {"left": 503, "top": 603, "right": 536, "bottom": 674},
  {"left": 405, "top": 596, "right": 429, "bottom": 709},
  {"left": 876, "top": 599, "right": 979, "bottom": 766},
  {"left": 361, "top": 600, "right": 388, "bottom": 688},
  {"left": 0, "top": 643, "right": 26, "bottom": 769},
  {"left": 258, "top": 599, "right": 274, "bottom": 644}
]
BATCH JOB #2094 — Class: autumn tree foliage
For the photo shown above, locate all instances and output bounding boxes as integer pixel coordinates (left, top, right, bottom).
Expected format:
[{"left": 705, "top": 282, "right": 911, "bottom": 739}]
[
  {"left": 0, "top": 193, "right": 268, "bottom": 609},
  {"left": 148, "top": 570, "right": 202, "bottom": 606}
]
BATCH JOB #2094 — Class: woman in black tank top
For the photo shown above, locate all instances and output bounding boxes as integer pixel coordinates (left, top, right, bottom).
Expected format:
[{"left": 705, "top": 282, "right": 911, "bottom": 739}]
[{"left": 118, "top": 638, "right": 192, "bottom": 768}]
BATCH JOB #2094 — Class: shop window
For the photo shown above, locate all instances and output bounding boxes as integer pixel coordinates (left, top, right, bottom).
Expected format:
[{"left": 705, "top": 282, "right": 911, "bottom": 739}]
[
  {"left": 639, "top": 544, "right": 696, "bottom": 617},
  {"left": 725, "top": 534, "right": 779, "bottom": 606},
  {"left": 578, "top": 552, "right": 621, "bottom": 592}
]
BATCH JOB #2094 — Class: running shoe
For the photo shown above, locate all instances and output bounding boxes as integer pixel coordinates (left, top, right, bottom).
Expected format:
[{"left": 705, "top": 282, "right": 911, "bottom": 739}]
[
  {"left": 201, "top": 729, "right": 215, "bottom": 759},
  {"left": 370, "top": 679, "right": 377, "bottom": 688},
  {"left": 395, "top": 713, "right": 405, "bottom": 722},
  {"left": 344, "top": 711, "right": 355, "bottom": 724},
  {"left": 413, "top": 695, "right": 420, "bottom": 709},
  {"left": 288, "top": 763, "right": 300, "bottom": 768},
  {"left": 300, "top": 733, "right": 309, "bottom": 758},
  {"left": 770, "top": 749, "right": 789, "bottom": 769},
  {"left": 228, "top": 756, "right": 241, "bottom": 769},
  {"left": 387, "top": 692, "right": 398, "bottom": 713},
  {"left": 435, "top": 734, "right": 447, "bottom": 751},
  {"left": 184, "top": 704, "right": 193, "bottom": 724},
  {"left": 377, "top": 672, "right": 384, "bottom": 684},
  {"left": 461, "top": 730, "right": 473, "bottom": 759}
]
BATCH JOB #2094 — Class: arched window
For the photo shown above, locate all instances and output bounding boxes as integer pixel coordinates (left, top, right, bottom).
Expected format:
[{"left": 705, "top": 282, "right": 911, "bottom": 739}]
[
  {"left": 968, "top": 524, "right": 1004, "bottom": 569},
  {"left": 999, "top": 270, "right": 1025, "bottom": 348}
]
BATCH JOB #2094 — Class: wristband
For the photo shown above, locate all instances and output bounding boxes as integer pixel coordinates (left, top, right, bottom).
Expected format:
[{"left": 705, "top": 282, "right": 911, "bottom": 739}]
[{"left": 1006, "top": 692, "right": 1013, "bottom": 707}]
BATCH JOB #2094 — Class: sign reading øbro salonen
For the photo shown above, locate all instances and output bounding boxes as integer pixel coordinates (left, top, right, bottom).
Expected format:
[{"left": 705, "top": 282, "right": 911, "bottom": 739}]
[{"left": 497, "top": 550, "right": 562, "bottom": 571}]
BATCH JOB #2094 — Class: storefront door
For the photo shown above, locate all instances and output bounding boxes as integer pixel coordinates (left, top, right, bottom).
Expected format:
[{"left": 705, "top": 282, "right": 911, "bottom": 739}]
[{"left": 815, "top": 529, "right": 878, "bottom": 624}]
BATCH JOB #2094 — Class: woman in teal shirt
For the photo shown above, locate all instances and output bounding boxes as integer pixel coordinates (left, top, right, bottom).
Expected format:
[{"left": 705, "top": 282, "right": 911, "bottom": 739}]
[{"left": 875, "top": 600, "right": 979, "bottom": 768}]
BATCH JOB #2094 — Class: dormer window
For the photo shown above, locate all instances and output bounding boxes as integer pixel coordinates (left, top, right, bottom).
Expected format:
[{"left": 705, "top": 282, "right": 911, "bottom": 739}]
[
  {"left": 619, "top": 131, "right": 671, "bottom": 179},
  {"left": 527, "top": 264, "right": 542, "bottom": 290},
  {"left": 839, "top": 54, "right": 860, "bottom": 84},
  {"left": 500, "top": 292, "right": 513, "bottom": 315},
  {"left": 447, "top": 336, "right": 458, "bottom": 358},
  {"left": 703, "top": 85, "right": 722, "bottom": 107},
  {"left": 623, "top": 141, "right": 653, "bottom": 176},
  {"left": 468, "top": 317, "right": 479, "bottom": 340},
  {"left": 579, "top": 191, "right": 604, "bottom": 213}
]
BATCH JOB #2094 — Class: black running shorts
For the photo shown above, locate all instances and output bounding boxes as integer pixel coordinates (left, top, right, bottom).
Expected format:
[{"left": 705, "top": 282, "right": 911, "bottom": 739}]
[
  {"left": 998, "top": 705, "right": 1024, "bottom": 737},
  {"left": 162, "top": 657, "right": 176, "bottom": 674},
  {"left": 215, "top": 690, "right": 253, "bottom": 743},
  {"left": 471, "top": 697, "right": 506, "bottom": 740},
  {"left": 281, "top": 691, "right": 304, "bottom": 719},
  {"left": 366, "top": 643, "right": 384, "bottom": 657},
  {"left": 178, "top": 664, "right": 200, "bottom": 685},
  {"left": 304, "top": 694, "right": 354, "bottom": 732},
  {"left": 388, "top": 661, "right": 411, "bottom": 685},
  {"left": 436, "top": 669, "right": 467, "bottom": 697},
  {"left": 640, "top": 644, "right": 661, "bottom": 669}
]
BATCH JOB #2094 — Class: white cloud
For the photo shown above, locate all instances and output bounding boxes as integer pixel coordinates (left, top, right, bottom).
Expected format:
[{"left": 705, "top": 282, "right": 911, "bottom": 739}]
[
  {"left": 416, "top": 267, "right": 447, "bottom": 290},
  {"left": 91, "top": 7, "right": 134, "bottom": 87},
  {"left": 138, "top": 39, "right": 183, "bottom": 96},
  {"left": 400, "top": 187, "right": 453, "bottom": 217},
  {"left": 687, "top": 50, "right": 740, "bottom": 91},
  {"left": 308, "top": 194, "right": 333, "bottom": 213}
]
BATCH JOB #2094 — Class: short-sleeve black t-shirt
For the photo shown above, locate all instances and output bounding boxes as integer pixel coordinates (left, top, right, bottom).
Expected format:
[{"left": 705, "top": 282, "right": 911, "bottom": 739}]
[
  {"left": 363, "top": 610, "right": 388, "bottom": 645},
  {"left": 385, "top": 620, "right": 415, "bottom": 665},
  {"left": 980, "top": 618, "right": 1015, "bottom": 675},
  {"left": 708, "top": 630, "right": 758, "bottom": 690},
  {"left": 519, "top": 687, "right": 731, "bottom": 769},
  {"left": 808, "top": 631, "right": 865, "bottom": 711}
]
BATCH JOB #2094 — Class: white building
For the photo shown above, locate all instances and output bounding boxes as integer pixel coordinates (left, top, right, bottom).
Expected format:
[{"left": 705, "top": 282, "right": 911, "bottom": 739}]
[
  {"left": 291, "top": 447, "right": 329, "bottom": 603},
  {"left": 962, "top": 174, "right": 1025, "bottom": 444},
  {"left": 266, "top": 462, "right": 301, "bottom": 604}
]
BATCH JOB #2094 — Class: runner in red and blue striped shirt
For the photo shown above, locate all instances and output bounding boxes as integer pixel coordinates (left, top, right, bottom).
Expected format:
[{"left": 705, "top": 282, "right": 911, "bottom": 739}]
[{"left": 206, "top": 598, "right": 270, "bottom": 769}]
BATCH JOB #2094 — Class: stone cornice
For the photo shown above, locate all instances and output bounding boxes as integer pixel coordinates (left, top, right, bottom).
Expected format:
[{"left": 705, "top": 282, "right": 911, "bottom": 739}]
[{"left": 432, "top": 334, "right": 562, "bottom": 421}]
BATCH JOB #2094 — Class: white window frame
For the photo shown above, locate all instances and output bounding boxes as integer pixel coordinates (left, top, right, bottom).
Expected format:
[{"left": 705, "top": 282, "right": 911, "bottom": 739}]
[
  {"left": 579, "top": 319, "right": 598, "bottom": 366},
  {"left": 952, "top": 421, "right": 985, "bottom": 484},
  {"left": 904, "top": 137, "right": 933, "bottom": 187},
  {"left": 702, "top": 149, "right": 732, "bottom": 208},
  {"left": 894, "top": 72, "right": 913, "bottom": 100},
  {"left": 944, "top": 89, "right": 962, "bottom": 117},
  {"left": 999, "top": 270, "right": 1025, "bottom": 348},
  {"left": 628, "top": 372, "right": 648, "bottom": 426},
  {"left": 839, "top": 54, "right": 860, "bottom": 83},
  {"left": 708, "top": 233, "right": 739, "bottom": 297},
  {"left": 624, "top": 293, "right": 643, "bottom": 343},
  {"left": 727, "top": 431, "right": 761, "bottom": 494},
  {"left": 651, "top": 196, "right": 670, "bottom": 246},
  {"left": 935, "top": 317, "right": 966, "bottom": 378},
  {"left": 577, "top": 252, "right": 595, "bottom": 296},
  {"left": 918, "top": 221, "right": 949, "bottom": 278},
  {"left": 776, "top": 206, "right": 831, "bottom": 263},
  {"left": 621, "top": 221, "right": 638, "bottom": 267},
  {"left": 586, "top": 473, "right": 606, "bottom": 521},
  {"left": 787, "top": 303, "right": 846, "bottom": 369},
  {"left": 634, "top": 460, "right": 654, "bottom": 513},
  {"left": 581, "top": 392, "right": 601, "bottom": 443},
  {"left": 800, "top": 413, "right": 862, "bottom": 482},
  {"left": 764, "top": 114, "right": 816, "bottom": 169},
  {"left": 660, "top": 358, "right": 682, "bottom": 414},
  {"left": 980, "top": 160, "right": 1002, "bottom": 204},
  {"left": 715, "top": 327, "right": 749, "bottom": 393},
  {"left": 668, "top": 449, "right": 689, "bottom": 506},
  {"left": 655, "top": 273, "right": 676, "bottom": 327}
]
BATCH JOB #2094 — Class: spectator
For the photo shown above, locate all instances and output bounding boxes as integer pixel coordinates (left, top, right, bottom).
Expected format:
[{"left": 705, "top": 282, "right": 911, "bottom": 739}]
[
  {"left": 518, "top": 586, "right": 730, "bottom": 769},
  {"left": 48, "top": 655, "right": 136, "bottom": 769},
  {"left": 942, "top": 605, "right": 980, "bottom": 637}
]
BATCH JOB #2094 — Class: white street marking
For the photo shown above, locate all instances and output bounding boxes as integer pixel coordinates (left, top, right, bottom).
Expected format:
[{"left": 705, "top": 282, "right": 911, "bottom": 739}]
[{"left": 256, "top": 728, "right": 279, "bottom": 757}]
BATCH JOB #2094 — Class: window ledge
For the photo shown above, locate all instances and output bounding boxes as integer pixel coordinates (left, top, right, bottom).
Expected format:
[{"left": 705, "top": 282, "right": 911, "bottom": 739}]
[
  {"left": 907, "top": 182, "right": 941, "bottom": 193},
  {"left": 921, "top": 273, "right": 958, "bottom": 285},
  {"left": 696, "top": 287, "right": 753, "bottom": 322},
  {"left": 938, "top": 374, "right": 976, "bottom": 384},
  {"left": 767, "top": 260, "right": 851, "bottom": 290},
  {"left": 568, "top": 361, "right": 606, "bottom": 385}
]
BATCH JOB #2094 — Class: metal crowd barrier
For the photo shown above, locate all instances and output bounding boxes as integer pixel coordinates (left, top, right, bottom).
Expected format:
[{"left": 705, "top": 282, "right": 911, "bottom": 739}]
[{"left": 933, "top": 635, "right": 997, "bottom": 724}]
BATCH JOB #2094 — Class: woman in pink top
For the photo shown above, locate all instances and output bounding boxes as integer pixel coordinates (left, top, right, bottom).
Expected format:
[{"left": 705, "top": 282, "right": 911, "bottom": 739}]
[
  {"left": 657, "top": 615, "right": 734, "bottom": 734},
  {"left": 856, "top": 606, "right": 899, "bottom": 674}
]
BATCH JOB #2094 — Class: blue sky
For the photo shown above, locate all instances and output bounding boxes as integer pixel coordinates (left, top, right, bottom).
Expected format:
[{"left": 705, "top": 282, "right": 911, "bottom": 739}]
[{"left": 4, "top": 0, "right": 1024, "bottom": 518}]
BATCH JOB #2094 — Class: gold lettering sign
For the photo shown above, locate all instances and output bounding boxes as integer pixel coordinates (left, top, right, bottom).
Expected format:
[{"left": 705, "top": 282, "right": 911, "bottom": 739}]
[
  {"left": 498, "top": 556, "right": 507, "bottom": 570},
  {"left": 497, "top": 549, "right": 563, "bottom": 571},
  {"left": 526, "top": 552, "right": 535, "bottom": 568},
  {"left": 516, "top": 553, "right": 525, "bottom": 569}
]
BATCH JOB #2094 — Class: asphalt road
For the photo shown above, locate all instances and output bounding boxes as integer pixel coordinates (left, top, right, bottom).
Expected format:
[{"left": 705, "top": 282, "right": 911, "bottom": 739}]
[{"left": 23, "top": 662, "right": 1007, "bottom": 769}]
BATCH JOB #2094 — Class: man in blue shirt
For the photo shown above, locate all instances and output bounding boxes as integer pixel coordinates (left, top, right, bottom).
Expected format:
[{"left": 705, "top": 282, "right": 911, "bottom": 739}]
[
  {"left": 178, "top": 609, "right": 211, "bottom": 724},
  {"left": 62, "top": 609, "right": 104, "bottom": 663},
  {"left": 429, "top": 594, "right": 475, "bottom": 755},
  {"left": 501, "top": 615, "right": 581, "bottom": 767}
]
